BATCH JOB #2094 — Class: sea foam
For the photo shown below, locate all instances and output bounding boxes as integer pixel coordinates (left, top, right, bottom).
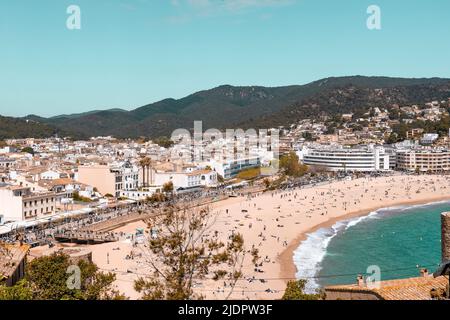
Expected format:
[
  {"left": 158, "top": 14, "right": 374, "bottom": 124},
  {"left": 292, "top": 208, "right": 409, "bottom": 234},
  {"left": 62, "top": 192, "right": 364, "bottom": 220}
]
[{"left": 293, "top": 210, "right": 380, "bottom": 293}]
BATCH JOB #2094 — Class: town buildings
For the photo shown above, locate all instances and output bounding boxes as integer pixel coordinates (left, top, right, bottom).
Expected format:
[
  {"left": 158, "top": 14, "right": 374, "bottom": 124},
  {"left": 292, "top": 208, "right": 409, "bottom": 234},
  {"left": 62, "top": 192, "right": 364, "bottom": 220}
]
[{"left": 396, "top": 148, "right": 450, "bottom": 173}]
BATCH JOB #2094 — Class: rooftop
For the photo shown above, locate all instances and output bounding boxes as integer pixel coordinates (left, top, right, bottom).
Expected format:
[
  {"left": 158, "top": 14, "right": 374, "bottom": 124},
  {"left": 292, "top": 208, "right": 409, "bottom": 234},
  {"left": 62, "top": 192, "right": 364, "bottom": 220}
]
[
  {"left": 325, "top": 275, "right": 448, "bottom": 300},
  {"left": 0, "top": 243, "right": 29, "bottom": 281}
]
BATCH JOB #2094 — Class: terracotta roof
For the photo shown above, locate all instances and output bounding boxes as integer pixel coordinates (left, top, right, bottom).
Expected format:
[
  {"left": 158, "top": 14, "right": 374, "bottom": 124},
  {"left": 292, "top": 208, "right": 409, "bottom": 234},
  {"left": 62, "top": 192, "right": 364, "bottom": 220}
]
[
  {"left": 0, "top": 243, "right": 29, "bottom": 280},
  {"left": 325, "top": 275, "right": 449, "bottom": 300}
]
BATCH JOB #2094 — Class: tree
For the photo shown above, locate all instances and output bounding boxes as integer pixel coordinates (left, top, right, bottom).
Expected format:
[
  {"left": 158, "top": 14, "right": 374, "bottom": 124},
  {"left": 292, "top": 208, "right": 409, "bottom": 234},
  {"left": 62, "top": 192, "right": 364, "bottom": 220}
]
[
  {"left": 263, "top": 178, "right": 271, "bottom": 189},
  {"left": 5, "top": 252, "right": 126, "bottom": 300},
  {"left": 162, "top": 181, "right": 174, "bottom": 195},
  {"left": 282, "top": 280, "right": 322, "bottom": 300},
  {"left": 139, "top": 156, "right": 153, "bottom": 187},
  {"left": 21, "top": 147, "right": 35, "bottom": 155},
  {"left": 72, "top": 191, "right": 92, "bottom": 203},
  {"left": 301, "top": 132, "right": 314, "bottom": 141},
  {"left": 279, "top": 152, "right": 308, "bottom": 177},
  {"left": 134, "top": 205, "right": 248, "bottom": 300},
  {"left": 0, "top": 280, "right": 32, "bottom": 300},
  {"left": 153, "top": 136, "right": 174, "bottom": 149},
  {"left": 146, "top": 192, "right": 167, "bottom": 203}
]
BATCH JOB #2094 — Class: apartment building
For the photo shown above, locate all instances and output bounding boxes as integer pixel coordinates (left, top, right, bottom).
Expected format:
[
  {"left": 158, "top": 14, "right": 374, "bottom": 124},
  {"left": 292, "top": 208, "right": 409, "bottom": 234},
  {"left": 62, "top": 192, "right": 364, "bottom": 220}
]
[
  {"left": 396, "top": 149, "right": 450, "bottom": 172},
  {"left": 77, "top": 162, "right": 138, "bottom": 198},
  {"left": 0, "top": 184, "right": 56, "bottom": 222},
  {"left": 210, "top": 156, "right": 261, "bottom": 179},
  {"left": 300, "top": 145, "right": 390, "bottom": 172}
]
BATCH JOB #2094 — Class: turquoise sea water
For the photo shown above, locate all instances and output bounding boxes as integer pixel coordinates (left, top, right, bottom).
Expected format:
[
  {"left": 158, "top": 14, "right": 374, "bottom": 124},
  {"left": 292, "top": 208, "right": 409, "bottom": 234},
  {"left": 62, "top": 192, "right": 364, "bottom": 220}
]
[{"left": 293, "top": 201, "right": 450, "bottom": 292}]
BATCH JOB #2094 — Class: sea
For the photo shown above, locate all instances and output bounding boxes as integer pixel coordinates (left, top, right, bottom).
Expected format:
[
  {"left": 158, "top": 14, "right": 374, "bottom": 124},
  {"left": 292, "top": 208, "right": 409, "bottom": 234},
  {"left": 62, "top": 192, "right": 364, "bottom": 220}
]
[{"left": 293, "top": 200, "right": 450, "bottom": 293}]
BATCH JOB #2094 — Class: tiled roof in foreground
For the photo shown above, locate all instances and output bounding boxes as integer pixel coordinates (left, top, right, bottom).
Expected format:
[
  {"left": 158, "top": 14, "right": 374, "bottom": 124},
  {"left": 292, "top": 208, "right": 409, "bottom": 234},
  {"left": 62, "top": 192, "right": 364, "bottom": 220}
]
[{"left": 325, "top": 276, "right": 449, "bottom": 300}]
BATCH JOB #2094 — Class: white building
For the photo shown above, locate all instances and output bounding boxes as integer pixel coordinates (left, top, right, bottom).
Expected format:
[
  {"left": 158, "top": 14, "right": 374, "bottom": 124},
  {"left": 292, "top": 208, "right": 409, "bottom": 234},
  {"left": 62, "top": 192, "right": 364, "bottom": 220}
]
[
  {"left": 0, "top": 184, "right": 57, "bottom": 222},
  {"left": 153, "top": 169, "right": 217, "bottom": 191},
  {"left": 300, "top": 145, "right": 390, "bottom": 172},
  {"left": 120, "top": 186, "right": 163, "bottom": 200},
  {"left": 41, "top": 170, "right": 63, "bottom": 180},
  {"left": 420, "top": 133, "right": 439, "bottom": 145},
  {"left": 210, "top": 156, "right": 261, "bottom": 179}
]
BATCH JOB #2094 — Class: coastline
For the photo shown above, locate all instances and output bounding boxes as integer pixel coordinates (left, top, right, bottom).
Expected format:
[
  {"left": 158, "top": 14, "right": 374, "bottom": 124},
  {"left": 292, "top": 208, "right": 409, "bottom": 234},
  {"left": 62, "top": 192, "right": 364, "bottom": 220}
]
[
  {"left": 79, "top": 174, "right": 450, "bottom": 299},
  {"left": 279, "top": 194, "right": 450, "bottom": 286}
]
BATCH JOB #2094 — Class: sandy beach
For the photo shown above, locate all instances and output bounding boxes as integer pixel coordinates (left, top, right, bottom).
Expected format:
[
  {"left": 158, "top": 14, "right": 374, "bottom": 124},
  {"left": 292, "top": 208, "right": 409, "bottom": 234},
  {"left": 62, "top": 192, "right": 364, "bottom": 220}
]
[{"left": 83, "top": 174, "right": 450, "bottom": 300}]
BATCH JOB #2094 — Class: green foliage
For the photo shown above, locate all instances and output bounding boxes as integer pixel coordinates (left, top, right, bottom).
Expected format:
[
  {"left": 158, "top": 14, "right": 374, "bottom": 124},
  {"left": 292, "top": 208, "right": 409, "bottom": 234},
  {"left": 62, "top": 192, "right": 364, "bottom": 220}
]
[
  {"left": 72, "top": 191, "right": 92, "bottom": 203},
  {"left": 236, "top": 167, "right": 261, "bottom": 180},
  {"left": 0, "top": 116, "right": 79, "bottom": 140},
  {"left": 282, "top": 280, "right": 322, "bottom": 300},
  {"left": 135, "top": 206, "right": 248, "bottom": 300},
  {"left": 21, "top": 147, "right": 35, "bottom": 155},
  {"left": 153, "top": 136, "right": 174, "bottom": 148},
  {"left": 0, "top": 252, "right": 126, "bottom": 301},
  {"left": 5, "top": 77, "right": 448, "bottom": 139},
  {"left": 302, "top": 132, "right": 315, "bottom": 141},
  {"left": 279, "top": 152, "right": 308, "bottom": 177},
  {"left": 0, "top": 280, "right": 33, "bottom": 300}
]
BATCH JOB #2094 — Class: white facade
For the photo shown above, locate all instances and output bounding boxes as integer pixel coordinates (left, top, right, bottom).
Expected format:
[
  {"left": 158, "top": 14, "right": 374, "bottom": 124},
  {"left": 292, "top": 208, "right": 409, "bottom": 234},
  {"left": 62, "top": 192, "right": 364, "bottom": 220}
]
[
  {"left": 120, "top": 186, "right": 162, "bottom": 200},
  {"left": 41, "top": 170, "right": 61, "bottom": 180},
  {"left": 210, "top": 156, "right": 261, "bottom": 179},
  {"left": 0, "top": 185, "right": 56, "bottom": 222},
  {"left": 153, "top": 169, "right": 217, "bottom": 190},
  {"left": 301, "top": 145, "right": 390, "bottom": 172}
]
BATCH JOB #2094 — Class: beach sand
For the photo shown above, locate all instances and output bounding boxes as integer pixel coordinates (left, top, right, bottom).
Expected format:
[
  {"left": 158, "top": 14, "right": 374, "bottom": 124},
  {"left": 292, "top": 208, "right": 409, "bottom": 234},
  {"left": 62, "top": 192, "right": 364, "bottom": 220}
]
[{"left": 86, "top": 174, "right": 450, "bottom": 300}]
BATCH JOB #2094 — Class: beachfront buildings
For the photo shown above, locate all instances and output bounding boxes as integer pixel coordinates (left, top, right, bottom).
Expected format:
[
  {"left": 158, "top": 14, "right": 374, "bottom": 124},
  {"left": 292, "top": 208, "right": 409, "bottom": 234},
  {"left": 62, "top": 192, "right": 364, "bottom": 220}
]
[
  {"left": 0, "top": 184, "right": 56, "bottom": 221},
  {"left": 396, "top": 148, "right": 450, "bottom": 173},
  {"left": 299, "top": 145, "right": 390, "bottom": 172},
  {"left": 210, "top": 156, "right": 261, "bottom": 179}
]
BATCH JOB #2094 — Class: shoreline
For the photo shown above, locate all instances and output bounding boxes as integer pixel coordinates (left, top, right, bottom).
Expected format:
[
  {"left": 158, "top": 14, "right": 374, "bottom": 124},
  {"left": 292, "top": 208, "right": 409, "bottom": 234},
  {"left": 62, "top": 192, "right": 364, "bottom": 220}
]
[{"left": 278, "top": 195, "right": 450, "bottom": 287}]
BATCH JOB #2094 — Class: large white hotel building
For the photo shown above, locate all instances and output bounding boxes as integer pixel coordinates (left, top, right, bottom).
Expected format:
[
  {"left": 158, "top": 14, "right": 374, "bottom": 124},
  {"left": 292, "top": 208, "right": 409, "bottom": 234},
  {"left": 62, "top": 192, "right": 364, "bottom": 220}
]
[{"left": 298, "top": 145, "right": 390, "bottom": 172}]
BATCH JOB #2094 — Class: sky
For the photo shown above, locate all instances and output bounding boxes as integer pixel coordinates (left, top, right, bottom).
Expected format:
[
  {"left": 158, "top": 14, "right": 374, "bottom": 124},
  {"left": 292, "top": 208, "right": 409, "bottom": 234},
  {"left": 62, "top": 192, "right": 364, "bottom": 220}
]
[{"left": 0, "top": 0, "right": 449, "bottom": 117}]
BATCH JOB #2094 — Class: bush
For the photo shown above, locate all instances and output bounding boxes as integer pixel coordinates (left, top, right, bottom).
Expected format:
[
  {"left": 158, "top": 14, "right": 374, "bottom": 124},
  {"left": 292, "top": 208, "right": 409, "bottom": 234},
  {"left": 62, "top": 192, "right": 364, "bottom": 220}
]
[{"left": 282, "top": 280, "right": 322, "bottom": 300}]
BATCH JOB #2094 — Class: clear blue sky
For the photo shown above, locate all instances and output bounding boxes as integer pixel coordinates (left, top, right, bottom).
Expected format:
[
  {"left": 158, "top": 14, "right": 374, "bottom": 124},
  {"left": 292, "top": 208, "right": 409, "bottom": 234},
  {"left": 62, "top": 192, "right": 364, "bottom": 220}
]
[{"left": 1, "top": 0, "right": 449, "bottom": 117}]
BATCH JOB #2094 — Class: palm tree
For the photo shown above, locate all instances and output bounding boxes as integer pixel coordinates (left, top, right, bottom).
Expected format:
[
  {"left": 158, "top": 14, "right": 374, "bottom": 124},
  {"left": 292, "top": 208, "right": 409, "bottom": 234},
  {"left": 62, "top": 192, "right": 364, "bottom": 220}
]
[{"left": 139, "top": 157, "right": 153, "bottom": 188}]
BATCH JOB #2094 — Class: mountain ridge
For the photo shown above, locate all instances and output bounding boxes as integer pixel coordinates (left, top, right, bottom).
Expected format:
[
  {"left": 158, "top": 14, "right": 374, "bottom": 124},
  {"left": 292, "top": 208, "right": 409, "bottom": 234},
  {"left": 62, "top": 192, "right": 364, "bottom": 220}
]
[{"left": 3, "top": 76, "right": 449, "bottom": 140}]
